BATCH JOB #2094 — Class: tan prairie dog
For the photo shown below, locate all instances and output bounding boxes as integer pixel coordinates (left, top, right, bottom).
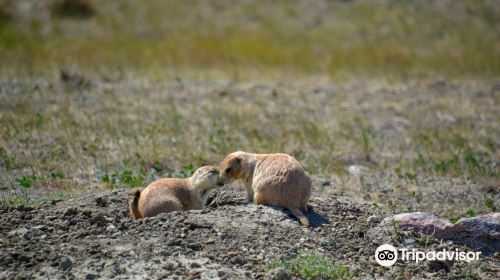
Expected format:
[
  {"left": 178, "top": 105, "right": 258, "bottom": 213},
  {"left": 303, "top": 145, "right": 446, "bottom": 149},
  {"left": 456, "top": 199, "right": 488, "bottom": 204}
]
[
  {"left": 219, "top": 151, "right": 312, "bottom": 227},
  {"left": 129, "top": 166, "right": 222, "bottom": 219}
]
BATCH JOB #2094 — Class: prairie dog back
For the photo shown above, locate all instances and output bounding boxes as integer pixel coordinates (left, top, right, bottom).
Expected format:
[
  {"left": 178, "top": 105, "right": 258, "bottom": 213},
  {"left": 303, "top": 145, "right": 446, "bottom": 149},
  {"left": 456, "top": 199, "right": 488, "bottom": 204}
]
[
  {"left": 253, "top": 154, "right": 311, "bottom": 208},
  {"left": 219, "top": 151, "right": 312, "bottom": 226}
]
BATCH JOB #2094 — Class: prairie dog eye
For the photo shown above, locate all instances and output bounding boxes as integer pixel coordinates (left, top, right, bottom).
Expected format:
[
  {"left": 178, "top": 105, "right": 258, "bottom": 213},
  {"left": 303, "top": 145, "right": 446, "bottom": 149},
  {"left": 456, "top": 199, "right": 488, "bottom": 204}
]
[{"left": 225, "top": 167, "right": 232, "bottom": 174}]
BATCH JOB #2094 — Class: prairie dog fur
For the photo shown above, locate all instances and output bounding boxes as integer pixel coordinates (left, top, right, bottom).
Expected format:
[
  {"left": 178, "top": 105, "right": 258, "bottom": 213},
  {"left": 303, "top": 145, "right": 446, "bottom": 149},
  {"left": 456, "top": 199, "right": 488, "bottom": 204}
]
[
  {"left": 219, "top": 151, "right": 312, "bottom": 227},
  {"left": 129, "top": 166, "right": 222, "bottom": 219}
]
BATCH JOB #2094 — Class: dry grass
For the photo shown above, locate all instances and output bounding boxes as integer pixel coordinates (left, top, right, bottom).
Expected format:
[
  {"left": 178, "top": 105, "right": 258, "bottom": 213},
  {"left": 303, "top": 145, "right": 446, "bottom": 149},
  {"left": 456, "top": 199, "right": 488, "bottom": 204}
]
[
  {"left": 0, "top": 78, "right": 498, "bottom": 216},
  {"left": 0, "top": 0, "right": 498, "bottom": 79}
]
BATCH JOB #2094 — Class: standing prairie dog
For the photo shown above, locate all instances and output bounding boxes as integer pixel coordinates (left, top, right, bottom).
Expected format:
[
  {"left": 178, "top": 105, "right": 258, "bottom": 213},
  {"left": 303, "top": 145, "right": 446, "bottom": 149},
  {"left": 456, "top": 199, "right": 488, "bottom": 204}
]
[
  {"left": 219, "top": 151, "right": 312, "bottom": 227},
  {"left": 129, "top": 166, "right": 222, "bottom": 219}
]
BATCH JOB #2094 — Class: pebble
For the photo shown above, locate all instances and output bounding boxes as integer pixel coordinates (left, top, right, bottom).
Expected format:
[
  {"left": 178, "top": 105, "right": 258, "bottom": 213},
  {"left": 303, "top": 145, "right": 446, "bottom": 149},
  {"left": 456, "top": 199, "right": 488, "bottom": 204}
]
[
  {"left": 190, "top": 262, "right": 201, "bottom": 268},
  {"left": 64, "top": 208, "right": 78, "bottom": 217},
  {"left": 8, "top": 227, "right": 28, "bottom": 237},
  {"left": 95, "top": 197, "right": 109, "bottom": 207},
  {"left": 85, "top": 274, "right": 98, "bottom": 280},
  {"left": 58, "top": 257, "right": 73, "bottom": 271},
  {"left": 230, "top": 256, "right": 246, "bottom": 265},
  {"left": 268, "top": 268, "right": 291, "bottom": 280},
  {"left": 164, "top": 261, "right": 178, "bottom": 270},
  {"left": 106, "top": 224, "right": 116, "bottom": 233},
  {"left": 367, "top": 215, "right": 381, "bottom": 223}
]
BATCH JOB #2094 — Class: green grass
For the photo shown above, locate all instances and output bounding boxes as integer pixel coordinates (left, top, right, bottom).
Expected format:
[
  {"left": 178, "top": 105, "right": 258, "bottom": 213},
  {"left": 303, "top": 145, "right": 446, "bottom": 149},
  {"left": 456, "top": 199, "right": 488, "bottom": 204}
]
[
  {"left": 485, "top": 197, "right": 496, "bottom": 212},
  {"left": 0, "top": 0, "right": 499, "bottom": 79},
  {"left": 262, "top": 251, "right": 350, "bottom": 279},
  {"left": 16, "top": 174, "right": 39, "bottom": 189},
  {"left": 448, "top": 198, "right": 497, "bottom": 223}
]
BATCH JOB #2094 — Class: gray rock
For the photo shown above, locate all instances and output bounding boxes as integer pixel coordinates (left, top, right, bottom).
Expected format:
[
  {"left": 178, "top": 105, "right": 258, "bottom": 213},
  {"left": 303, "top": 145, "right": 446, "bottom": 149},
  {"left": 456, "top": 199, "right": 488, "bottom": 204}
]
[
  {"left": 163, "top": 261, "right": 178, "bottom": 270},
  {"left": 268, "top": 268, "right": 291, "bottom": 280},
  {"left": 8, "top": 227, "right": 28, "bottom": 237},
  {"left": 59, "top": 257, "right": 73, "bottom": 271},
  {"left": 85, "top": 274, "right": 98, "bottom": 280},
  {"left": 106, "top": 224, "right": 116, "bottom": 232},
  {"left": 95, "top": 197, "right": 109, "bottom": 207},
  {"left": 91, "top": 213, "right": 108, "bottom": 226},
  {"left": 64, "top": 208, "right": 78, "bottom": 217},
  {"left": 367, "top": 215, "right": 381, "bottom": 223}
]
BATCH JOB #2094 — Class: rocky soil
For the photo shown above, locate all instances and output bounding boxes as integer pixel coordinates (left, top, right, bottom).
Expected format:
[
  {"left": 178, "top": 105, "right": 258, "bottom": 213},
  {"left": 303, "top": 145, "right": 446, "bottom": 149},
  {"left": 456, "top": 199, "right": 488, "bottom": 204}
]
[{"left": 1, "top": 187, "right": 498, "bottom": 279}]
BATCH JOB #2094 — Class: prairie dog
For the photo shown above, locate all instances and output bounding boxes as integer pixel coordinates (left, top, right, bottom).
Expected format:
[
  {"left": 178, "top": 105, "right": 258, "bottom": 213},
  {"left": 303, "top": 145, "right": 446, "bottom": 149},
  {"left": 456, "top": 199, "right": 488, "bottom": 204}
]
[
  {"left": 219, "top": 151, "right": 312, "bottom": 227},
  {"left": 129, "top": 166, "right": 222, "bottom": 219}
]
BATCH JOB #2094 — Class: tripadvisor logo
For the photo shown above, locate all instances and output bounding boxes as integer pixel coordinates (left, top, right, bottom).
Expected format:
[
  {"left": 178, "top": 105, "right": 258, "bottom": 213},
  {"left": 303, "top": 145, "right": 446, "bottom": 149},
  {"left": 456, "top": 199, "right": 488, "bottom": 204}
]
[
  {"left": 375, "top": 244, "right": 481, "bottom": 267},
  {"left": 375, "top": 244, "right": 398, "bottom": 267}
]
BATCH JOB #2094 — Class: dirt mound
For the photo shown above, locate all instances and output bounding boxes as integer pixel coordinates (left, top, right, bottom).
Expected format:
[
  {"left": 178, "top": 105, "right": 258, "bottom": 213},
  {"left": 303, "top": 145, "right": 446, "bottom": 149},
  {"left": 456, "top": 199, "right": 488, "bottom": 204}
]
[{"left": 0, "top": 190, "right": 497, "bottom": 279}]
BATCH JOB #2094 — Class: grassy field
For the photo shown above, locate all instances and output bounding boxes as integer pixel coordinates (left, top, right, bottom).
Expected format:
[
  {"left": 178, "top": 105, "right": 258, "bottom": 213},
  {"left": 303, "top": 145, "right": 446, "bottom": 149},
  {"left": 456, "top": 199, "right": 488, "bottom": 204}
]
[
  {"left": 0, "top": 0, "right": 498, "bottom": 79},
  {"left": 0, "top": 1, "right": 498, "bottom": 220}
]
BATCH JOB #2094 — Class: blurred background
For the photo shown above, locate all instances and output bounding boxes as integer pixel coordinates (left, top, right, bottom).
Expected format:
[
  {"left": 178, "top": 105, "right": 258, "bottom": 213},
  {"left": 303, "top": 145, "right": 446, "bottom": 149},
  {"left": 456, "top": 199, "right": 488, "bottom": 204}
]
[{"left": 0, "top": 0, "right": 498, "bottom": 80}]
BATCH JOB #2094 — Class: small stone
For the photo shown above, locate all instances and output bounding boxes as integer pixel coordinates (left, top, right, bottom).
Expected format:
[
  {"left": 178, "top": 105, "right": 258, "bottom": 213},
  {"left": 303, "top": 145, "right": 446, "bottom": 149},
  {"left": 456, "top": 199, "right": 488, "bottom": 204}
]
[
  {"left": 64, "top": 208, "right": 78, "bottom": 217},
  {"left": 230, "top": 256, "right": 246, "bottom": 265},
  {"left": 106, "top": 224, "right": 116, "bottom": 232},
  {"left": 268, "top": 268, "right": 291, "bottom": 280},
  {"left": 8, "top": 227, "right": 28, "bottom": 237},
  {"left": 164, "top": 261, "right": 178, "bottom": 270},
  {"left": 91, "top": 213, "right": 108, "bottom": 227},
  {"left": 95, "top": 197, "right": 109, "bottom": 207},
  {"left": 227, "top": 251, "right": 238, "bottom": 257},
  {"left": 187, "top": 243, "right": 203, "bottom": 251},
  {"left": 367, "top": 215, "right": 381, "bottom": 223},
  {"left": 190, "top": 262, "right": 201, "bottom": 268},
  {"left": 59, "top": 257, "right": 73, "bottom": 271},
  {"left": 167, "top": 238, "right": 182, "bottom": 246}
]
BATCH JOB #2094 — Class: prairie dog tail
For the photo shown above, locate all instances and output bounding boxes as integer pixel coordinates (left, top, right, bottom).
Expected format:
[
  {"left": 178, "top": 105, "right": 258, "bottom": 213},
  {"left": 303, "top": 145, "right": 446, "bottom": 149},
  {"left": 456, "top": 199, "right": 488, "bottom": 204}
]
[
  {"left": 129, "top": 189, "right": 142, "bottom": 219},
  {"left": 289, "top": 208, "right": 310, "bottom": 227}
]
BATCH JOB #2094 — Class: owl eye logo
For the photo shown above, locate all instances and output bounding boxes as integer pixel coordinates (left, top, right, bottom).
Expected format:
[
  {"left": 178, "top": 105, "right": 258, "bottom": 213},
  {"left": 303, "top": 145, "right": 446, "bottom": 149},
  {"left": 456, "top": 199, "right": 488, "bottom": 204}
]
[
  {"left": 377, "top": 250, "right": 396, "bottom": 260},
  {"left": 375, "top": 244, "right": 398, "bottom": 267}
]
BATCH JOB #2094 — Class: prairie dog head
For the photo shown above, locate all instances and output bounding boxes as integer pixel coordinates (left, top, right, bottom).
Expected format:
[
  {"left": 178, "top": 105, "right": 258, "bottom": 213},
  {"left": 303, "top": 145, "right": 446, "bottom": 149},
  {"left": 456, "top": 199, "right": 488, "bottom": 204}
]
[
  {"left": 191, "top": 166, "right": 223, "bottom": 194},
  {"left": 219, "top": 151, "right": 253, "bottom": 184}
]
